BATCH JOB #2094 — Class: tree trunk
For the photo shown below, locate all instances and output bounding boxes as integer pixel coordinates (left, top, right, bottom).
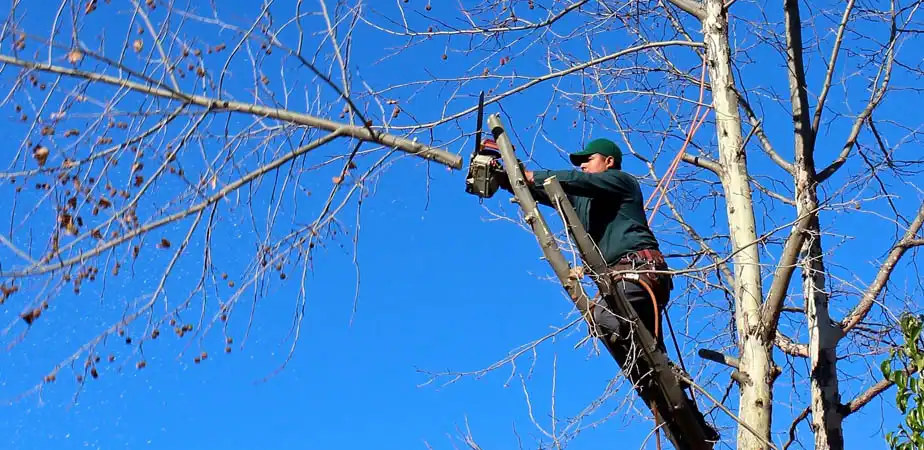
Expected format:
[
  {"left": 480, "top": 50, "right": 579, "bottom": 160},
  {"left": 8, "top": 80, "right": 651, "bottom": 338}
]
[
  {"left": 783, "top": 0, "right": 846, "bottom": 446},
  {"left": 702, "top": 1, "right": 774, "bottom": 447},
  {"left": 800, "top": 205, "right": 845, "bottom": 450}
]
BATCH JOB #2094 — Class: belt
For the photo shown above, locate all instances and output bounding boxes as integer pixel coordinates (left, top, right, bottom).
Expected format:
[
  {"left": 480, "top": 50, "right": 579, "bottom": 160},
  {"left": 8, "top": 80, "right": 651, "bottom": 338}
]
[{"left": 615, "top": 248, "right": 666, "bottom": 266}]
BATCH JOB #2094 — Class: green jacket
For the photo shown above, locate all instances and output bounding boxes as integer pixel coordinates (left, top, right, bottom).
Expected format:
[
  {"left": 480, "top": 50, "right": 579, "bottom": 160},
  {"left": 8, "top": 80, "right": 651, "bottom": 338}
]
[{"left": 531, "top": 168, "right": 659, "bottom": 266}]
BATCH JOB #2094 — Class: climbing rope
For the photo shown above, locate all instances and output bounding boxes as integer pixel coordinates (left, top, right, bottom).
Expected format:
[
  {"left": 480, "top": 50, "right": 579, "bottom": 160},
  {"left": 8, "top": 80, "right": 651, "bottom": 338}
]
[{"left": 646, "top": 56, "right": 710, "bottom": 225}]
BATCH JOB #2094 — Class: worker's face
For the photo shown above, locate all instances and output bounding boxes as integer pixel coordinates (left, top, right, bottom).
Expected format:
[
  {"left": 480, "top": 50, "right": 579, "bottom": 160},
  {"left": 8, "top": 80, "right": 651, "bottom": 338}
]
[{"left": 579, "top": 154, "right": 615, "bottom": 173}]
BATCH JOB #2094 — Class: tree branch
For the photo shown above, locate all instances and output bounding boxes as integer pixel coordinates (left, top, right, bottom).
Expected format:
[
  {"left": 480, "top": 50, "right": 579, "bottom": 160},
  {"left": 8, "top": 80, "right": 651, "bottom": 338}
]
[
  {"left": 359, "top": 0, "right": 590, "bottom": 36},
  {"left": 783, "top": 0, "right": 816, "bottom": 165},
  {"left": 841, "top": 202, "right": 924, "bottom": 333},
  {"left": 783, "top": 406, "right": 811, "bottom": 450},
  {"left": 811, "top": 0, "right": 856, "bottom": 135},
  {"left": 666, "top": 0, "right": 706, "bottom": 20},
  {"left": 0, "top": 54, "right": 462, "bottom": 169},
  {"left": 739, "top": 96, "right": 795, "bottom": 174},
  {"left": 681, "top": 153, "right": 722, "bottom": 174},
  {"left": 760, "top": 212, "right": 814, "bottom": 341},
  {"left": 776, "top": 333, "right": 809, "bottom": 357},
  {"left": 398, "top": 40, "right": 704, "bottom": 130},
  {"left": 816, "top": 19, "right": 897, "bottom": 182},
  {"left": 1, "top": 130, "right": 347, "bottom": 278},
  {"left": 842, "top": 368, "right": 918, "bottom": 416}
]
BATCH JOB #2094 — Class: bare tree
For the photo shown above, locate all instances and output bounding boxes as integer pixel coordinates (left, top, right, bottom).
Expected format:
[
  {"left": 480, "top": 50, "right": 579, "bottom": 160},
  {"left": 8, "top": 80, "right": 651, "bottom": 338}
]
[{"left": 1, "top": 1, "right": 922, "bottom": 450}]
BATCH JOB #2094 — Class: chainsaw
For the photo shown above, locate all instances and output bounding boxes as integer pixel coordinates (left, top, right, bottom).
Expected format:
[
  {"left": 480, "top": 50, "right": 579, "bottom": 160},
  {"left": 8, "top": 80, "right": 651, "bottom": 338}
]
[{"left": 464, "top": 92, "right": 506, "bottom": 199}]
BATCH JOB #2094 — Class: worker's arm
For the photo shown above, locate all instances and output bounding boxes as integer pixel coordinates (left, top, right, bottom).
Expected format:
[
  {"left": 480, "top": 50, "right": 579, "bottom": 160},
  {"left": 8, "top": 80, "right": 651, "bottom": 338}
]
[
  {"left": 497, "top": 171, "right": 555, "bottom": 206},
  {"left": 529, "top": 185, "right": 555, "bottom": 206},
  {"left": 530, "top": 169, "right": 632, "bottom": 198}
]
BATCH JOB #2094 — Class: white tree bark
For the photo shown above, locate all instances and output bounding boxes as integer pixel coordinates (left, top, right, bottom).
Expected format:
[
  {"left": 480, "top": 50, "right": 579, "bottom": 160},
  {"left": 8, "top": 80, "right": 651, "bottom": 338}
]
[{"left": 702, "top": 0, "right": 773, "bottom": 447}]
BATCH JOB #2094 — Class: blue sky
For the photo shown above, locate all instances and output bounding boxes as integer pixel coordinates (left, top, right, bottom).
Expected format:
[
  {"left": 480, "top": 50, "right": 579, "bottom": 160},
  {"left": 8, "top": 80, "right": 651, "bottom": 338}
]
[{"left": 0, "top": 0, "right": 920, "bottom": 449}]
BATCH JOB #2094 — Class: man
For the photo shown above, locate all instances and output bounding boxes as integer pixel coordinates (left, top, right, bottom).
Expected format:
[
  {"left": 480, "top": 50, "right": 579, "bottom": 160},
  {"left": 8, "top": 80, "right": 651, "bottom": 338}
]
[
  {"left": 494, "top": 137, "right": 720, "bottom": 443},
  {"left": 499, "top": 138, "right": 672, "bottom": 347}
]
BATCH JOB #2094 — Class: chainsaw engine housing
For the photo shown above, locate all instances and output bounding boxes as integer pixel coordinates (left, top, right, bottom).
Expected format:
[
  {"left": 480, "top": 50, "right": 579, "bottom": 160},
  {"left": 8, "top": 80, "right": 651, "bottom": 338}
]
[{"left": 465, "top": 153, "right": 502, "bottom": 198}]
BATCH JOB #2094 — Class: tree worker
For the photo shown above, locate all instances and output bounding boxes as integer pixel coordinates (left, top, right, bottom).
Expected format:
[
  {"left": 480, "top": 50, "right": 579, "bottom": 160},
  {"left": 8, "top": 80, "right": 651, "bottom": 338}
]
[
  {"left": 492, "top": 137, "right": 720, "bottom": 443},
  {"left": 497, "top": 137, "right": 671, "bottom": 347}
]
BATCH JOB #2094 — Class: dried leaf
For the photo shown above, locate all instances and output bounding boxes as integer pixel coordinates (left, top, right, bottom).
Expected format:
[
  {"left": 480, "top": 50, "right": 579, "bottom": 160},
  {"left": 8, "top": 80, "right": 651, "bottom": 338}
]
[
  {"left": 132, "top": 39, "right": 143, "bottom": 53},
  {"left": 67, "top": 49, "right": 84, "bottom": 64},
  {"left": 59, "top": 213, "right": 78, "bottom": 235},
  {"left": 85, "top": 0, "right": 97, "bottom": 14},
  {"left": 20, "top": 307, "right": 42, "bottom": 325},
  {"left": 33, "top": 146, "right": 49, "bottom": 166}
]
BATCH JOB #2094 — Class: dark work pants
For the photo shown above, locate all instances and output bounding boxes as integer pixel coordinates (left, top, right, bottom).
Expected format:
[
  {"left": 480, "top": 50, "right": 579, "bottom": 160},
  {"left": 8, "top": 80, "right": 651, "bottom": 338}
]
[{"left": 591, "top": 275, "right": 669, "bottom": 352}]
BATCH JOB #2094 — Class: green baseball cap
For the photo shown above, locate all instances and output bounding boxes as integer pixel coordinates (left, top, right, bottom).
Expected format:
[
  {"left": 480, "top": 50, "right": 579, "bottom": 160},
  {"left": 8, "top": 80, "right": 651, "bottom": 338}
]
[{"left": 569, "top": 138, "right": 622, "bottom": 168}]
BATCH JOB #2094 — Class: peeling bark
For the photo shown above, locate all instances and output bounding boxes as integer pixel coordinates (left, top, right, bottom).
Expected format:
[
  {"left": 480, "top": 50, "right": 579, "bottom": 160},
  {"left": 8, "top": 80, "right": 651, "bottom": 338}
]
[{"left": 798, "top": 192, "right": 845, "bottom": 450}]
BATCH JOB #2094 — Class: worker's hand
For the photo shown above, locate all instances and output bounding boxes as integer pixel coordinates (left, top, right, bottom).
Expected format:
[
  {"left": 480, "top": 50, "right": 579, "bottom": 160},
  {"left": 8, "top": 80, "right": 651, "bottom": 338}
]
[{"left": 524, "top": 170, "right": 535, "bottom": 184}]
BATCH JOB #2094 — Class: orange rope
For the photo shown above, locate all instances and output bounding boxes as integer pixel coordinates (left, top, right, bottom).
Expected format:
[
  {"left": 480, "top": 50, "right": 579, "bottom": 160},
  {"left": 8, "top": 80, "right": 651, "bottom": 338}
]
[
  {"left": 646, "top": 57, "right": 710, "bottom": 225},
  {"left": 635, "top": 276, "right": 660, "bottom": 340}
]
